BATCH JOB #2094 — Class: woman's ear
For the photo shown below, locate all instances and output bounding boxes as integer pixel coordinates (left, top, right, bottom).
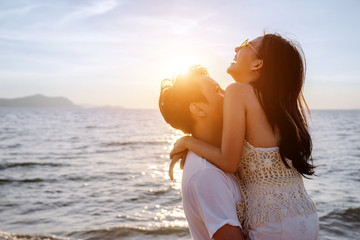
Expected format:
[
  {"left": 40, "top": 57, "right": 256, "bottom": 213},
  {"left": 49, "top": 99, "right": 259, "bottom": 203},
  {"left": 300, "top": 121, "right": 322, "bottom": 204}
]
[
  {"left": 251, "top": 59, "right": 263, "bottom": 71},
  {"left": 189, "top": 102, "right": 207, "bottom": 117}
]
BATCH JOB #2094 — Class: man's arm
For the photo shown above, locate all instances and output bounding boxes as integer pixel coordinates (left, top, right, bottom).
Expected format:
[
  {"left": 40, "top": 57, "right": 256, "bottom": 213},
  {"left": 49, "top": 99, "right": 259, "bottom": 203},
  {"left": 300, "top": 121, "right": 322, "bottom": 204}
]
[
  {"left": 213, "top": 224, "right": 244, "bottom": 240},
  {"left": 187, "top": 167, "right": 245, "bottom": 239}
]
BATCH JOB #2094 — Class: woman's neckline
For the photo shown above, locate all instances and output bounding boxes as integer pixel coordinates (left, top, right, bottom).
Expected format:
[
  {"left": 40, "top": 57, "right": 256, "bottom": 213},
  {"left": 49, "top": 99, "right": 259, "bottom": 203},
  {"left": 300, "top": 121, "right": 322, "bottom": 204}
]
[{"left": 244, "top": 139, "right": 279, "bottom": 150}]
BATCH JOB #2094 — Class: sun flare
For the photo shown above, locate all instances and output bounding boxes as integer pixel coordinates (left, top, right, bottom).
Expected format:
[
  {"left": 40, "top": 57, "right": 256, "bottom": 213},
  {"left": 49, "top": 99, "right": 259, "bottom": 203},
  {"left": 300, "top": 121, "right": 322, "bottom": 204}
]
[{"left": 164, "top": 56, "right": 201, "bottom": 77}]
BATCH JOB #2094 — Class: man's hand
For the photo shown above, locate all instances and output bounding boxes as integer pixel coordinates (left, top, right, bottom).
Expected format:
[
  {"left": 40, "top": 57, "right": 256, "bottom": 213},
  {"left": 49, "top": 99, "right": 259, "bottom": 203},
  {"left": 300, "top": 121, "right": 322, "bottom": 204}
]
[{"left": 169, "top": 150, "right": 187, "bottom": 180}]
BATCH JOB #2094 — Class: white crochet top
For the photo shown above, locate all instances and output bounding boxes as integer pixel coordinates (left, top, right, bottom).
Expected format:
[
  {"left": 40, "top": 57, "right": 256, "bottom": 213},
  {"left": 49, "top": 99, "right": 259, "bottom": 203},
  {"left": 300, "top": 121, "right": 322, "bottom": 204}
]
[{"left": 235, "top": 140, "right": 317, "bottom": 231}]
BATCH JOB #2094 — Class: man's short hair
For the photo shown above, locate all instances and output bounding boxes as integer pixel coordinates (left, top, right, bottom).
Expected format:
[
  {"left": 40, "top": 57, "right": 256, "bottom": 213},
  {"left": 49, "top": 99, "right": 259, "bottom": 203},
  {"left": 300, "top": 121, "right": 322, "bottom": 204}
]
[{"left": 159, "top": 65, "right": 209, "bottom": 134}]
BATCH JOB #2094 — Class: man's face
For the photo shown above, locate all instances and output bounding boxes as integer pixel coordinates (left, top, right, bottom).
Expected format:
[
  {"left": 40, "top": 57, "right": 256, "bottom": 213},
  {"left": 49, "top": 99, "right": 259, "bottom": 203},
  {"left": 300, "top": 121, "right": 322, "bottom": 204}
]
[{"left": 196, "top": 76, "right": 224, "bottom": 131}]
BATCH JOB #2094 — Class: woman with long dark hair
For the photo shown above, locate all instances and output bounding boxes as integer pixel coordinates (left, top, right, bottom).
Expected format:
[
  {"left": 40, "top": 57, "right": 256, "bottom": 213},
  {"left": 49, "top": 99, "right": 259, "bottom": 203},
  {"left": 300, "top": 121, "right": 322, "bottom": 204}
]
[{"left": 170, "top": 34, "right": 319, "bottom": 239}]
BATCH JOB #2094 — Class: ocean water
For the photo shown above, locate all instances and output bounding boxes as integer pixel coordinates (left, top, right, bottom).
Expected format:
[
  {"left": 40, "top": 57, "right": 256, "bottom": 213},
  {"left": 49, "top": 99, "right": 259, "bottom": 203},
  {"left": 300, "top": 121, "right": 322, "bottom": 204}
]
[{"left": 0, "top": 108, "right": 359, "bottom": 240}]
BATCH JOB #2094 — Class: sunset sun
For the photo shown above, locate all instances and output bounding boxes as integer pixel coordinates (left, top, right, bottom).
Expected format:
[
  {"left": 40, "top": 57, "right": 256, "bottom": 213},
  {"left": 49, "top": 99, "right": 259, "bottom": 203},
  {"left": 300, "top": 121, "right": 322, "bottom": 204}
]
[{"left": 164, "top": 56, "right": 201, "bottom": 77}]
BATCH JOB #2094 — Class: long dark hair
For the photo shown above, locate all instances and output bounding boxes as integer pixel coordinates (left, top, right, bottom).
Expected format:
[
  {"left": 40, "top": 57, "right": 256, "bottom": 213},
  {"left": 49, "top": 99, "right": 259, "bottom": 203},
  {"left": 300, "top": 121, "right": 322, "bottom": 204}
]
[{"left": 253, "top": 33, "right": 315, "bottom": 176}]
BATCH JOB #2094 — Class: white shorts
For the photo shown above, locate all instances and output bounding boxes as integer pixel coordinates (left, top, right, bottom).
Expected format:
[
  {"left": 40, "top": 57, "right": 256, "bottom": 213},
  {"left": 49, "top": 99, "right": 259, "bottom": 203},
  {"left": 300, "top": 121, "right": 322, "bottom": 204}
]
[{"left": 247, "top": 213, "right": 319, "bottom": 240}]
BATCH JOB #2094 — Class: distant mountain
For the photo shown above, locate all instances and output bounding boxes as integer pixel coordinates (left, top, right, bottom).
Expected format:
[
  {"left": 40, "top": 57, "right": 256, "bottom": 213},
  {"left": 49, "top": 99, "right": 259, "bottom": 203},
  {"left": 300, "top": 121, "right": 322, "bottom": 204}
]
[{"left": 0, "top": 94, "right": 78, "bottom": 108}]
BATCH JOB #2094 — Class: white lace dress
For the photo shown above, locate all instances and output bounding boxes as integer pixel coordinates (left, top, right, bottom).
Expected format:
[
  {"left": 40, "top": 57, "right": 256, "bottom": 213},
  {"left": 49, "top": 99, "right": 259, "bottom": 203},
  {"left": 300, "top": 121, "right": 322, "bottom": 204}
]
[{"left": 235, "top": 140, "right": 319, "bottom": 240}]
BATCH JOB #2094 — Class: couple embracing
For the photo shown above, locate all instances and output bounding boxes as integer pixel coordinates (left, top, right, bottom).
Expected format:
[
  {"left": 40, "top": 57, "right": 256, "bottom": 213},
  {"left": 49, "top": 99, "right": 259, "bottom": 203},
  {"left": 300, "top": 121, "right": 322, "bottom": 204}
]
[{"left": 159, "top": 33, "right": 319, "bottom": 240}]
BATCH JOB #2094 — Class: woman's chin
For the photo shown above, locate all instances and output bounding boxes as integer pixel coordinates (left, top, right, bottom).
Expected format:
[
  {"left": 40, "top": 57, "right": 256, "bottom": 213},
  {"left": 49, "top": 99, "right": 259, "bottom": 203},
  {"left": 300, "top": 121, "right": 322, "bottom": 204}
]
[
  {"left": 227, "top": 70, "right": 242, "bottom": 82},
  {"left": 227, "top": 64, "right": 245, "bottom": 82},
  {"left": 226, "top": 63, "right": 235, "bottom": 74},
  {"left": 227, "top": 64, "right": 239, "bottom": 77}
]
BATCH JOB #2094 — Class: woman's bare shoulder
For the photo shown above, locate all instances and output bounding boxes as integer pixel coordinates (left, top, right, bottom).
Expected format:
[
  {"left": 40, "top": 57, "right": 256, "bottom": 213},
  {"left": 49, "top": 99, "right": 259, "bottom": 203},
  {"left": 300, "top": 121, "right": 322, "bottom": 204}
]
[
  {"left": 226, "top": 82, "right": 253, "bottom": 92},
  {"left": 225, "top": 83, "right": 257, "bottom": 105}
]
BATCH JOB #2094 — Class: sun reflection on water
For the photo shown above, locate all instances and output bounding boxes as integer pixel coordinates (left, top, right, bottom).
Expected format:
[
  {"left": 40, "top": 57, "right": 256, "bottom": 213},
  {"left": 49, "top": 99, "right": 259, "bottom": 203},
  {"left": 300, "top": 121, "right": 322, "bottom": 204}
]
[
  {"left": 127, "top": 127, "right": 188, "bottom": 230},
  {"left": 165, "top": 129, "right": 186, "bottom": 187}
]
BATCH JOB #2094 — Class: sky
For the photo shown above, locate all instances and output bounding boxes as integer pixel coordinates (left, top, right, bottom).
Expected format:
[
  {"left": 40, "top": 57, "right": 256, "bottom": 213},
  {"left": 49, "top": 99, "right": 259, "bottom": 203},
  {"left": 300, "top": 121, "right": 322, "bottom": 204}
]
[{"left": 0, "top": 0, "right": 359, "bottom": 109}]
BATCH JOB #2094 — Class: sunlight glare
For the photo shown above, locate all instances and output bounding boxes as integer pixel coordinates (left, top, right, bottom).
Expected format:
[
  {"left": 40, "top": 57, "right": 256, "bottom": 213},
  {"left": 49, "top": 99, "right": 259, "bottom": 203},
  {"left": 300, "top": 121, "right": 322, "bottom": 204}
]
[{"left": 164, "top": 56, "right": 200, "bottom": 77}]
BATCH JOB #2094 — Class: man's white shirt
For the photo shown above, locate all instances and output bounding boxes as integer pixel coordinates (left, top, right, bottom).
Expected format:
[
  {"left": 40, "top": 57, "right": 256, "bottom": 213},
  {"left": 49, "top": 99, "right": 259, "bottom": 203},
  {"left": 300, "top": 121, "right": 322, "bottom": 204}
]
[{"left": 182, "top": 151, "right": 242, "bottom": 240}]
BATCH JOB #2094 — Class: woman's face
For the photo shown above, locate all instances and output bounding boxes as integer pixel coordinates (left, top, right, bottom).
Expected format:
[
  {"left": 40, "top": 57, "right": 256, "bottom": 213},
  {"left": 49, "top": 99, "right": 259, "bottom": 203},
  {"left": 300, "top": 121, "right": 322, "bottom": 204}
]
[{"left": 227, "top": 36, "right": 263, "bottom": 83}]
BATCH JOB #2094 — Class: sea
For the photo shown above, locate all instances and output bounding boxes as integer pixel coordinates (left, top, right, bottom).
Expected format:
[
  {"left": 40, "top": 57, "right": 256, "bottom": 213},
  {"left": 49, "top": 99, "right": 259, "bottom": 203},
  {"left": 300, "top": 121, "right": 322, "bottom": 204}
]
[{"left": 0, "top": 108, "right": 359, "bottom": 240}]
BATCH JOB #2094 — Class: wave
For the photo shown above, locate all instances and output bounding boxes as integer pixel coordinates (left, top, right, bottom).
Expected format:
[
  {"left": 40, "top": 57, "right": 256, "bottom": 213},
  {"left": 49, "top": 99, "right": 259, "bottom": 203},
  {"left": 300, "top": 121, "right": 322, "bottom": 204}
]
[
  {"left": 0, "top": 231, "right": 70, "bottom": 240},
  {"left": 0, "top": 173, "right": 107, "bottom": 185},
  {"left": 319, "top": 206, "right": 360, "bottom": 239},
  {"left": 67, "top": 226, "right": 190, "bottom": 240},
  {"left": 102, "top": 141, "right": 167, "bottom": 147},
  {"left": 85, "top": 125, "right": 114, "bottom": 129},
  {"left": 0, "top": 178, "right": 54, "bottom": 184},
  {"left": 0, "top": 143, "right": 22, "bottom": 149},
  {"left": 0, "top": 162, "right": 63, "bottom": 170},
  {"left": 144, "top": 187, "right": 172, "bottom": 196},
  {"left": 0, "top": 226, "right": 190, "bottom": 240},
  {"left": 321, "top": 206, "right": 360, "bottom": 223}
]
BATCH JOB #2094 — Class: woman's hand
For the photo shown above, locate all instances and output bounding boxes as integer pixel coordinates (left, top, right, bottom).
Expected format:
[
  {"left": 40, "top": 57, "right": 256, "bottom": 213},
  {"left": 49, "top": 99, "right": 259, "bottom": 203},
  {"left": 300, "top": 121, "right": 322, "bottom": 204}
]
[
  {"left": 169, "top": 150, "right": 187, "bottom": 180},
  {"left": 168, "top": 136, "right": 191, "bottom": 180},
  {"left": 170, "top": 136, "right": 191, "bottom": 159}
]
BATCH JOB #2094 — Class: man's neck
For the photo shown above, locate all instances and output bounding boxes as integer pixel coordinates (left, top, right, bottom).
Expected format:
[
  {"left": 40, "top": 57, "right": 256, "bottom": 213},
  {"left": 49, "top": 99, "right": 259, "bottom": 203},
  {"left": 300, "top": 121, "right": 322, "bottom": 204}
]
[{"left": 192, "top": 122, "right": 221, "bottom": 148}]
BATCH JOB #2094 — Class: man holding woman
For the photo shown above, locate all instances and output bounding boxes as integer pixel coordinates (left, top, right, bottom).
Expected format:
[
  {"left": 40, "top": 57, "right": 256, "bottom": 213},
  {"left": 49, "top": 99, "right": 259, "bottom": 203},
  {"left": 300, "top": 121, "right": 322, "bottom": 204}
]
[{"left": 160, "top": 33, "right": 319, "bottom": 240}]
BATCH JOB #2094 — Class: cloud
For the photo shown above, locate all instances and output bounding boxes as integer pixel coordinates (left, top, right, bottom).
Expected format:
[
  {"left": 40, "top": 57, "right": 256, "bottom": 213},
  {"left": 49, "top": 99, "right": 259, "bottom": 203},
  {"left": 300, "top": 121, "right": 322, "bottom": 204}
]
[
  {"left": 123, "top": 16, "right": 198, "bottom": 35},
  {"left": 60, "top": 0, "right": 120, "bottom": 24},
  {"left": 0, "top": 4, "right": 38, "bottom": 18},
  {"left": 120, "top": 11, "right": 216, "bottom": 36},
  {"left": 0, "top": 28, "right": 128, "bottom": 44}
]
